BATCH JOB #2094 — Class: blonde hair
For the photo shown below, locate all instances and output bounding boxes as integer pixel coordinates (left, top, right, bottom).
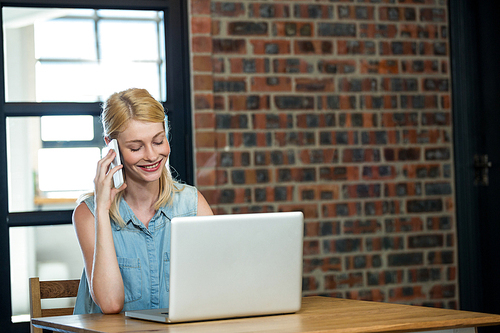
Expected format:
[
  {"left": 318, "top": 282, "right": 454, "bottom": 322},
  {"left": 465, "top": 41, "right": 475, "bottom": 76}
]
[{"left": 79, "top": 88, "right": 178, "bottom": 227}]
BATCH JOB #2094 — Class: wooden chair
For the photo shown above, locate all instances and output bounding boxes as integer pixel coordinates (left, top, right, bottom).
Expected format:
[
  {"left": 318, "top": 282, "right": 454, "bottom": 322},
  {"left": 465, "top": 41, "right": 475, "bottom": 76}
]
[{"left": 29, "top": 277, "right": 80, "bottom": 333}]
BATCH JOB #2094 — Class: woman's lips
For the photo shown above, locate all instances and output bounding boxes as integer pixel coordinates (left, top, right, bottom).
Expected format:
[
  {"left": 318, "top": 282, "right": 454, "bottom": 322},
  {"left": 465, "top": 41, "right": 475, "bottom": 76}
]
[{"left": 138, "top": 160, "right": 162, "bottom": 172}]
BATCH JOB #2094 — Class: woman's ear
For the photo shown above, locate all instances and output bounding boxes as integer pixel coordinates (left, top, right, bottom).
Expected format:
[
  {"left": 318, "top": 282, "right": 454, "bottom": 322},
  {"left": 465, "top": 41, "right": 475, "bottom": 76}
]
[{"left": 104, "top": 136, "right": 111, "bottom": 145}]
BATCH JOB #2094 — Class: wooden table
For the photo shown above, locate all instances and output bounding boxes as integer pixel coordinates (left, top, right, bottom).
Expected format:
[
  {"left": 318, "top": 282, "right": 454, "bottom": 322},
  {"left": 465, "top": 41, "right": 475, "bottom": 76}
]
[{"left": 32, "top": 296, "right": 500, "bottom": 333}]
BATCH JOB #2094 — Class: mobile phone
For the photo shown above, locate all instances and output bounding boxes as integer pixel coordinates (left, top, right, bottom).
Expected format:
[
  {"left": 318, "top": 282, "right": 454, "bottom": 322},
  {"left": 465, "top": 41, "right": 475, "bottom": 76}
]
[{"left": 106, "top": 139, "right": 124, "bottom": 188}]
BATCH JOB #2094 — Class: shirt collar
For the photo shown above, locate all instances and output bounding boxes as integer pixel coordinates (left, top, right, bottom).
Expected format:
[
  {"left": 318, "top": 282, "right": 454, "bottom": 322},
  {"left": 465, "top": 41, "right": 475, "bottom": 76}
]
[{"left": 113, "top": 197, "right": 172, "bottom": 230}]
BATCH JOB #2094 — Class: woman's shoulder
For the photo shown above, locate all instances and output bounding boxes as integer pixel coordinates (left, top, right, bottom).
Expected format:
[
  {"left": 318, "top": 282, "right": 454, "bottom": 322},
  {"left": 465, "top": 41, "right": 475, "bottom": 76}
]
[
  {"left": 172, "top": 182, "right": 198, "bottom": 198},
  {"left": 72, "top": 199, "right": 94, "bottom": 226},
  {"left": 173, "top": 181, "right": 196, "bottom": 191},
  {"left": 78, "top": 195, "right": 95, "bottom": 213},
  {"left": 169, "top": 182, "right": 198, "bottom": 216}
]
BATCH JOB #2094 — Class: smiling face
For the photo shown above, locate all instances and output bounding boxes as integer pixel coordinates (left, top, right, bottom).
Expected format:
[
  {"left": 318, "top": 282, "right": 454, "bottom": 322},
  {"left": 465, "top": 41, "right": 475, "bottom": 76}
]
[{"left": 116, "top": 119, "right": 169, "bottom": 185}]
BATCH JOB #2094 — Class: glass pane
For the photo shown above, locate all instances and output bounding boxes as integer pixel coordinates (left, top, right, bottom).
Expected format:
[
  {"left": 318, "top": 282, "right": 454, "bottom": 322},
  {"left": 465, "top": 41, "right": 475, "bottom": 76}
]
[
  {"left": 99, "top": 62, "right": 162, "bottom": 101},
  {"left": 3, "top": 7, "right": 166, "bottom": 102},
  {"left": 34, "top": 18, "right": 96, "bottom": 60},
  {"left": 10, "top": 225, "right": 83, "bottom": 322},
  {"left": 36, "top": 62, "right": 100, "bottom": 102},
  {"left": 99, "top": 20, "right": 159, "bottom": 61},
  {"left": 97, "top": 9, "right": 158, "bottom": 18},
  {"left": 38, "top": 147, "right": 100, "bottom": 191},
  {"left": 41, "top": 116, "right": 94, "bottom": 141},
  {"left": 7, "top": 117, "right": 103, "bottom": 213}
]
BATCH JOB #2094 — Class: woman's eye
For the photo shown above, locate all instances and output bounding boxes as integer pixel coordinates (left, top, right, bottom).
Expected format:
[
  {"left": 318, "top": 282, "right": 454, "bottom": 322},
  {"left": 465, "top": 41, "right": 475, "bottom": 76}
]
[
  {"left": 130, "top": 147, "right": 141, "bottom": 152},
  {"left": 154, "top": 140, "right": 164, "bottom": 145}
]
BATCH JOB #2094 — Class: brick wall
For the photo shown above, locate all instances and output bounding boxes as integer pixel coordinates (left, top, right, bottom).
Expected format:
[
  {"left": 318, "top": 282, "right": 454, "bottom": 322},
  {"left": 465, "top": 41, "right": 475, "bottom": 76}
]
[{"left": 189, "top": 0, "right": 456, "bottom": 308}]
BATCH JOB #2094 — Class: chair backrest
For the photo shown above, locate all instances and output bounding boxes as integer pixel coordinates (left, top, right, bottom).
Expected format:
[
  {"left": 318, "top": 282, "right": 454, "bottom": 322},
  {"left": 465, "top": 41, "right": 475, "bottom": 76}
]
[{"left": 29, "top": 277, "right": 80, "bottom": 333}]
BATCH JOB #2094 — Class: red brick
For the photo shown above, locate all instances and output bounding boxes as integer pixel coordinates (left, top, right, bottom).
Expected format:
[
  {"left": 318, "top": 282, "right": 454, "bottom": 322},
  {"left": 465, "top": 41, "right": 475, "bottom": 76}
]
[
  {"left": 215, "top": 169, "right": 228, "bottom": 185},
  {"left": 429, "top": 285, "right": 455, "bottom": 299},
  {"left": 389, "top": 286, "right": 426, "bottom": 302},
  {"left": 194, "top": 94, "right": 213, "bottom": 110},
  {"left": 211, "top": 20, "right": 220, "bottom": 35},
  {"left": 195, "top": 132, "right": 216, "bottom": 148},
  {"left": 337, "top": 40, "right": 375, "bottom": 55},
  {"left": 295, "top": 78, "right": 335, "bottom": 92},
  {"left": 211, "top": 2, "right": 246, "bottom": 17},
  {"left": 379, "top": 41, "right": 417, "bottom": 55},
  {"left": 273, "top": 58, "right": 312, "bottom": 74},
  {"left": 302, "top": 276, "right": 320, "bottom": 291},
  {"left": 211, "top": 57, "right": 224, "bottom": 73},
  {"left": 320, "top": 166, "right": 360, "bottom": 181},
  {"left": 360, "top": 59, "right": 399, "bottom": 74},
  {"left": 343, "top": 220, "right": 381, "bottom": 234},
  {"left": 214, "top": 95, "right": 225, "bottom": 110},
  {"left": 299, "top": 149, "right": 337, "bottom": 164},
  {"left": 304, "top": 256, "right": 342, "bottom": 272},
  {"left": 295, "top": 40, "right": 333, "bottom": 54},
  {"left": 379, "top": 7, "right": 416, "bottom": 21},
  {"left": 196, "top": 152, "right": 217, "bottom": 168},
  {"left": 229, "top": 95, "right": 269, "bottom": 111},
  {"left": 251, "top": 39, "right": 291, "bottom": 55},
  {"left": 401, "top": 60, "right": 439, "bottom": 73},
  {"left": 191, "top": 36, "right": 212, "bottom": 53},
  {"left": 194, "top": 112, "right": 215, "bottom": 129},
  {"left": 191, "top": 0, "right": 211, "bottom": 15},
  {"left": 229, "top": 58, "right": 268, "bottom": 73},
  {"left": 273, "top": 22, "right": 314, "bottom": 37},
  {"left": 346, "top": 289, "right": 385, "bottom": 302},
  {"left": 192, "top": 55, "right": 213, "bottom": 72},
  {"left": 295, "top": 4, "right": 333, "bottom": 19},
  {"left": 191, "top": 16, "right": 211, "bottom": 34},
  {"left": 322, "top": 202, "right": 359, "bottom": 218},
  {"left": 253, "top": 113, "right": 290, "bottom": 129},
  {"left": 196, "top": 168, "right": 216, "bottom": 186},
  {"left": 251, "top": 77, "right": 292, "bottom": 92},
  {"left": 360, "top": 23, "right": 397, "bottom": 38},
  {"left": 200, "top": 189, "right": 219, "bottom": 206},
  {"left": 248, "top": 3, "right": 290, "bottom": 18},
  {"left": 325, "top": 273, "right": 363, "bottom": 290},
  {"left": 447, "top": 267, "right": 457, "bottom": 281},
  {"left": 362, "top": 165, "right": 397, "bottom": 180},
  {"left": 441, "top": 95, "right": 451, "bottom": 109},
  {"left": 420, "top": 8, "right": 447, "bottom": 22},
  {"left": 338, "top": 6, "right": 375, "bottom": 20},
  {"left": 384, "top": 182, "right": 421, "bottom": 197},
  {"left": 193, "top": 75, "right": 213, "bottom": 91},
  {"left": 197, "top": 131, "right": 226, "bottom": 149},
  {"left": 213, "top": 39, "right": 246, "bottom": 54},
  {"left": 318, "top": 60, "right": 356, "bottom": 74},
  {"left": 400, "top": 24, "right": 439, "bottom": 39},
  {"left": 278, "top": 204, "right": 319, "bottom": 219}
]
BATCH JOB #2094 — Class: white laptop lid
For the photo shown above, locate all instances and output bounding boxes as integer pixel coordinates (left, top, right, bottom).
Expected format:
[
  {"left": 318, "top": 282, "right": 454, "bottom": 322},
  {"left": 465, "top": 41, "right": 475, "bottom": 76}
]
[{"left": 167, "top": 211, "right": 304, "bottom": 323}]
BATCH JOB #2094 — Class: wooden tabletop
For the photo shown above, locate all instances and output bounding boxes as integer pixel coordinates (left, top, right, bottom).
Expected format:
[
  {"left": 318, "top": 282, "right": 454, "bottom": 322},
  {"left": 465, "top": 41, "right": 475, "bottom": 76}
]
[{"left": 32, "top": 296, "right": 500, "bottom": 333}]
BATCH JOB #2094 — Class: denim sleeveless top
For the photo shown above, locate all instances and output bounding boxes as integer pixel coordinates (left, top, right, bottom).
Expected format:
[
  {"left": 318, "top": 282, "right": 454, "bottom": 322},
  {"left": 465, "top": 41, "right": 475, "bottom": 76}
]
[{"left": 73, "top": 183, "right": 198, "bottom": 314}]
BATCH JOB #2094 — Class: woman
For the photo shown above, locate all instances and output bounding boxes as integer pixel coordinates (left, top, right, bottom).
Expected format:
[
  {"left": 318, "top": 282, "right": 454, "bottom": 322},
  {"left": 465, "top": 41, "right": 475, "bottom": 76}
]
[{"left": 73, "top": 88, "right": 212, "bottom": 314}]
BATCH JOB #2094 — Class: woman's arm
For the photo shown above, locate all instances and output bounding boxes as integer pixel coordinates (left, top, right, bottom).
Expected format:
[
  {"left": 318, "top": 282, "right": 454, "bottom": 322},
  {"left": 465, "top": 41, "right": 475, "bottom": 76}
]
[
  {"left": 197, "top": 190, "right": 213, "bottom": 216},
  {"left": 73, "top": 150, "right": 126, "bottom": 313}
]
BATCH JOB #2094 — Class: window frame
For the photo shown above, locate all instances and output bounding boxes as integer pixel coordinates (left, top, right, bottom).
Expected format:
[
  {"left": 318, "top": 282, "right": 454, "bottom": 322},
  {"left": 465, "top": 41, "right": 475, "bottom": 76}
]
[{"left": 0, "top": 0, "right": 193, "bottom": 331}]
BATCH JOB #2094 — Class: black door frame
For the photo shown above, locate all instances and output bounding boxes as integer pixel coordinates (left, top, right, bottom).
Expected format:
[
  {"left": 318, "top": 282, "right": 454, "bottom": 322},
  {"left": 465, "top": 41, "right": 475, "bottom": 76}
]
[
  {"left": 0, "top": 1, "right": 192, "bottom": 332},
  {"left": 450, "top": 0, "right": 500, "bottom": 318},
  {"left": 449, "top": 0, "right": 483, "bottom": 313}
]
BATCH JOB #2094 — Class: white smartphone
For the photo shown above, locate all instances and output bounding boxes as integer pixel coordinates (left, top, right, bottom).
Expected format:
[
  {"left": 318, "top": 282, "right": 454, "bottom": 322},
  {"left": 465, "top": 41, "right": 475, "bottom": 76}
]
[{"left": 105, "top": 139, "right": 124, "bottom": 188}]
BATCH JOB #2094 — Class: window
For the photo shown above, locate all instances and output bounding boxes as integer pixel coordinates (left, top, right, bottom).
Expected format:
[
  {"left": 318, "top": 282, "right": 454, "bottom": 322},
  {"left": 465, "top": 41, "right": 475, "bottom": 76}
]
[
  {"left": 5, "top": 7, "right": 166, "bottom": 214},
  {"left": 0, "top": 1, "right": 192, "bottom": 331},
  {"left": 5, "top": 8, "right": 166, "bottom": 102}
]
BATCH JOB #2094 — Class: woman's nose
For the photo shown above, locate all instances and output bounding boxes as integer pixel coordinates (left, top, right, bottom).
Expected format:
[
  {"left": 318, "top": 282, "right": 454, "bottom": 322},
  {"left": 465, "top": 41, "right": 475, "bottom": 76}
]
[{"left": 144, "top": 144, "right": 158, "bottom": 161}]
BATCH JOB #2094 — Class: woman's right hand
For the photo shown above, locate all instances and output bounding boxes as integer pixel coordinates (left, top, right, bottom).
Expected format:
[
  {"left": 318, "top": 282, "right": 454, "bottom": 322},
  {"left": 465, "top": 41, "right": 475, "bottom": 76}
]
[{"left": 93, "top": 149, "right": 126, "bottom": 212}]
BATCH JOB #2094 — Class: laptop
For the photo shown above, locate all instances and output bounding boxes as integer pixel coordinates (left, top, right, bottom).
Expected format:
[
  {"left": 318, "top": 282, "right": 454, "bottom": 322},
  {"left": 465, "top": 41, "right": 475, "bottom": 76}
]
[{"left": 125, "top": 211, "right": 304, "bottom": 323}]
